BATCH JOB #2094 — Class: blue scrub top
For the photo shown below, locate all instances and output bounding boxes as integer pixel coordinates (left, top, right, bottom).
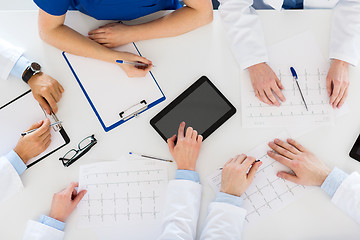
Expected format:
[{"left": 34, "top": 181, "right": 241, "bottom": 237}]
[{"left": 34, "top": 0, "right": 182, "bottom": 21}]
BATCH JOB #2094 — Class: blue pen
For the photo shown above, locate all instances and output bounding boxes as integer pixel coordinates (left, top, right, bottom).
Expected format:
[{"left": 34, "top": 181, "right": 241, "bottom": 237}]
[
  {"left": 116, "top": 60, "right": 148, "bottom": 67},
  {"left": 290, "top": 67, "right": 308, "bottom": 111}
]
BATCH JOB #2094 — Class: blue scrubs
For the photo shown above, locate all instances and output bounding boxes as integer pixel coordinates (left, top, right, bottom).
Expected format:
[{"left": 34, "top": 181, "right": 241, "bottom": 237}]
[{"left": 34, "top": 0, "right": 182, "bottom": 21}]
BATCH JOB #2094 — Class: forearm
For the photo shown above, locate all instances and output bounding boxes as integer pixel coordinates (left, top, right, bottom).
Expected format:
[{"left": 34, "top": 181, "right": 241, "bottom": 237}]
[
  {"left": 219, "top": 0, "right": 268, "bottom": 69},
  {"left": 40, "top": 24, "right": 118, "bottom": 63},
  {"left": 129, "top": 5, "right": 213, "bottom": 42}
]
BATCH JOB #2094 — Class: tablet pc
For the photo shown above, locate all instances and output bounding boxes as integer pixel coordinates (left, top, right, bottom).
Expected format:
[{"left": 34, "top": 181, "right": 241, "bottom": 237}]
[
  {"left": 150, "top": 76, "right": 236, "bottom": 142},
  {"left": 349, "top": 133, "right": 360, "bottom": 162}
]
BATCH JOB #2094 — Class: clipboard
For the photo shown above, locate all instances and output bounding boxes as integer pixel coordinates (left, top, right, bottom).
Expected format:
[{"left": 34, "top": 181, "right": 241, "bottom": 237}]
[
  {"left": 0, "top": 90, "right": 70, "bottom": 168},
  {"left": 62, "top": 43, "right": 166, "bottom": 132}
]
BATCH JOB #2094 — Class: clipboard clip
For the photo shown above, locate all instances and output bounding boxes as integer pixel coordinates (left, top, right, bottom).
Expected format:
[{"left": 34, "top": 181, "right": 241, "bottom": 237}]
[
  {"left": 41, "top": 108, "right": 62, "bottom": 132},
  {"left": 119, "top": 100, "right": 148, "bottom": 121}
]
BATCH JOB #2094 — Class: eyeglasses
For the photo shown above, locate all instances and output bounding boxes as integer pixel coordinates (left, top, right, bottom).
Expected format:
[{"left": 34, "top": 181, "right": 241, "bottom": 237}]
[{"left": 59, "top": 135, "right": 97, "bottom": 167}]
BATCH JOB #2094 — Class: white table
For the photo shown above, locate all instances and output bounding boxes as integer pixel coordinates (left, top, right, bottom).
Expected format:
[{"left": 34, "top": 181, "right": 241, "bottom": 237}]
[{"left": 0, "top": 10, "right": 360, "bottom": 240}]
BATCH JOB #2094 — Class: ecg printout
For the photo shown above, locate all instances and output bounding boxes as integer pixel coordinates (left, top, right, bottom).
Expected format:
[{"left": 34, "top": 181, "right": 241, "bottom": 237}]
[
  {"left": 78, "top": 157, "right": 168, "bottom": 229},
  {"left": 207, "top": 137, "right": 307, "bottom": 228},
  {"left": 241, "top": 32, "right": 335, "bottom": 128}
]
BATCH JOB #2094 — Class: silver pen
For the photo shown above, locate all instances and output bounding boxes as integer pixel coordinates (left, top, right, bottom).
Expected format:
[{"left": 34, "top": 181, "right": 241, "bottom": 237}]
[{"left": 21, "top": 121, "right": 62, "bottom": 136}]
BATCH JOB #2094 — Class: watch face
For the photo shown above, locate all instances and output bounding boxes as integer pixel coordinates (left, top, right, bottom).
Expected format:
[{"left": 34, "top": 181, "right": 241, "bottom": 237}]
[{"left": 31, "top": 62, "right": 41, "bottom": 72}]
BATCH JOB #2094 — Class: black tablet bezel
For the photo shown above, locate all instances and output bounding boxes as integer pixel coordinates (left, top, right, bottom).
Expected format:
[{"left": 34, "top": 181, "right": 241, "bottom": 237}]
[
  {"left": 349, "top": 134, "right": 360, "bottom": 162},
  {"left": 150, "top": 76, "right": 236, "bottom": 142}
]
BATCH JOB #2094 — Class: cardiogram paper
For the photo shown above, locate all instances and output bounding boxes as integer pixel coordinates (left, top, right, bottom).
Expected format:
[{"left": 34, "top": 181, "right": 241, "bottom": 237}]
[
  {"left": 78, "top": 157, "right": 168, "bottom": 231},
  {"left": 207, "top": 135, "right": 307, "bottom": 229},
  {"left": 241, "top": 32, "right": 334, "bottom": 128}
]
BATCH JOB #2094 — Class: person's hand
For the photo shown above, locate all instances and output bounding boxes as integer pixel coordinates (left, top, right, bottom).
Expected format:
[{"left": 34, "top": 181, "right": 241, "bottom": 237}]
[
  {"left": 13, "top": 119, "right": 51, "bottom": 164},
  {"left": 28, "top": 72, "right": 64, "bottom": 114},
  {"left": 267, "top": 138, "right": 331, "bottom": 186},
  {"left": 220, "top": 154, "right": 262, "bottom": 197},
  {"left": 326, "top": 59, "right": 350, "bottom": 108},
  {"left": 114, "top": 51, "right": 152, "bottom": 78},
  {"left": 49, "top": 182, "right": 87, "bottom": 222},
  {"left": 88, "top": 22, "right": 134, "bottom": 48},
  {"left": 248, "top": 62, "right": 286, "bottom": 106},
  {"left": 167, "top": 122, "right": 203, "bottom": 171}
]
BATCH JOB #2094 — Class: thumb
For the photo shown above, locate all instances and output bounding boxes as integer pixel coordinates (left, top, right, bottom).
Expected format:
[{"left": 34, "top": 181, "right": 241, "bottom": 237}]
[
  {"left": 36, "top": 96, "right": 51, "bottom": 115},
  {"left": 26, "top": 120, "right": 44, "bottom": 131},
  {"left": 277, "top": 171, "right": 299, "bottom": 184},
  {"left": 73, "top": 190, "right": 87, "bottom": 206}
]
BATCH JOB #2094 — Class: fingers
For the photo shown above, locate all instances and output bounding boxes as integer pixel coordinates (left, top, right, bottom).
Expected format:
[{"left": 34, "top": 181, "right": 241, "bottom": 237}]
[
  {"left": 272, "top": 81, "right": 286, "bottom": 102},
  {"left": 66, "top": 182, "right": 79, "bottom": 195},
  {"left": 43, "top": 92, "right": 58, "bottom": 113},
  {"left": 88, "top": 27, "right": 105, "bottom": 36},
  {"left": 185, "top": 126, "right": 193, "bottom": 140},
  {"left": 197, "top": 135, "right": 203, "bottom": 144},
  {"left": 277, "top": 171, "right": 299, "bottom": 184},
  {"left": 329, "top": 81, "right": 340, "bottom": 106},
  {"left": 287, "top": 138, "right": 307, "bottom": 152},
  {"left": 177, "top": 122, "right": 185, "bottom": 139},
  {"left": 35, "top": 118, "right": 51, "bottom": 136},
  {"left": 59, "top": 83, "right": 65, "bottom": 93},
  {"left": 191, "top": 130, "right": 198, "bottom": 142},
  {"left": 333, "top": 85, "right": 347, "bottom": 108},
  {"left": 234, "top": 154, "right": 247, "bottom": 164},
  {"left": 247, "top": 161, "right": 262, "bottom": 181},
  {"left": 134, "top": 55, "right": 152, "bottom": 65},
  {"left": 167, "top": 134, "right": 177, "bottom": 154},
  {"left": 258, "top": 90, "right": 273, "bottom": 105},
  {"left": 275, "top": 76, "right": 284, "bottom": 90},
  {"left": 241, "top": 156, "right": 256, "bottom": 169},
  {"left": 268, "top": 141, "right": 295, "bottom": 160},
  {"left": 73, "top": 190, "right": 87, "bottom": 205},
  {"left": 36, "top": 96, "right": 51, "bottom": 115},
  {"left": 338, "top": 88, "right": 348, "bottom": 108},
  {"left": 267, "top": 150, "right": 293, "bottom": 169},
  {"left": 264, "top": 88, "right": 280, "bottom": 106},
  {"left": 273, "top": 139, "right": 300, "bottom": 154}
]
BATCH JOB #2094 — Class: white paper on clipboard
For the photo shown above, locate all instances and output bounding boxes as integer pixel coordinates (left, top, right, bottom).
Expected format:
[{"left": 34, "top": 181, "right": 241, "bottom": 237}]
[{"left": 63, "top": 43, "right": 164, "bottom": 131}]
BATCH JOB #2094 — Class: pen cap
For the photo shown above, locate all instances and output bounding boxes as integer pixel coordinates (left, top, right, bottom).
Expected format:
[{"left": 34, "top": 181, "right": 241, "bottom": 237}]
[{"left": 290, "top": 67, "right": 298, "bottom": 79}]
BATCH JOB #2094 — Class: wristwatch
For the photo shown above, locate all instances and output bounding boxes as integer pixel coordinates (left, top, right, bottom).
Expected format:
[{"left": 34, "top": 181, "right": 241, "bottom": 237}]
[{"left": 22, "top": 62, "right": 42, "bottom": 83}]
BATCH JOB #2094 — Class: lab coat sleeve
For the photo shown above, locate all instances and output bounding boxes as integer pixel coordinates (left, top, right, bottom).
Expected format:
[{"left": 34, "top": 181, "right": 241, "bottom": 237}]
[
  {"left": 199, "top": 202, "right": 246, "bottom": 240},
  {"left": 0, "top": 156, "right": 24, "bottom": 203},
  {"left": 330, "top": 0, "right": 360, "bottom": 66},
  {"left": 0, "top": 38, "right": 23, "bottom": 80},
  {"left": 22, "top": 220, "right": 64, "bottom": 240},
  {"left": 331, "top": 172, "right": 360, "bottom": 224},
  {"left": 218, "top": 0, "right": 268, "bottom": 69},
  {"left": 157, "top": 180, "right": 202, "bottom": 240}
]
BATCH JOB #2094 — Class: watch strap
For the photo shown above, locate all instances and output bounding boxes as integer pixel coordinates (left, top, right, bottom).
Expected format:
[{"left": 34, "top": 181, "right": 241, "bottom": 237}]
[{"left": 22, "top": 66, "right": 35, "bottom": 84}]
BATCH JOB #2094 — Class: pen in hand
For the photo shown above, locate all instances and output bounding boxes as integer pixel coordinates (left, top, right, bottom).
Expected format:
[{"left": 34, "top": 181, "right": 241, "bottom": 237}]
[
  {"left": 116, "top": 60, "right": 153, "bottom": 70},
  {"left": 219, "top": 159, "right": 260, "bottom": 170},
  {"left": 21, "top": 121, "right": 62, "bottom": 136}
]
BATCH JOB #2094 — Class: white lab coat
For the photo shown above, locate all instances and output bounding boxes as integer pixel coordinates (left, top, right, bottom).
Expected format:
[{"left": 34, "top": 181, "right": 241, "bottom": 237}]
[
  {"left": 159, "top": 173, "right": 360, "bottom": 239},
  {"left": 0, "top": 39, "right": 26, "bottom": 204},
  {"left": 218, "top": 0, "right": 360, "bottom": 69}
]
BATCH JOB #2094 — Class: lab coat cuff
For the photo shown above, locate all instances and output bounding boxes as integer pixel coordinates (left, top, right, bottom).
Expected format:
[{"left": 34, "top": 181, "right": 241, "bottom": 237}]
[
  {"left": 215, "top": 192, "right": 243, "bottom": 207},
  {"left": 6, "top": 150, "right": 26, "bottom": 175},
  {"left": 241, "top": 56, "right": 269, "bottom": 70},
  {"left": 329, "top": 54, "right": 358, "bottom": 67},
  {"left": 39, "top": 215, "right": 65, "bottom": 231},
  {"left": 321, "top": 167, "right": 348, "bottom": 198},
  {"left": 175, "top": 170, "right": 200, "bottom": 183},
  {"left": 10, "top": 56, "right": 31, "bottom": 80}
]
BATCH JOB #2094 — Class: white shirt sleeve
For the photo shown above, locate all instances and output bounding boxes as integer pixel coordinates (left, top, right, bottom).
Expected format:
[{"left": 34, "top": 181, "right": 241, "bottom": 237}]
[
  {"left": 218, "top": 0, "right": 269, "bottom": 69},
  {"left": 331, "top": 172, "right": 360, "bottom": 224},
  {"left": 22, "top": 220, "right": 64, "bottom": 240},
  {"left": 199, "top": 202, "right": 246, "bottom": 240},
  {"left": 329, "top": 0, "right": 360, "bottom": 66},
  {"left": 157, "top": 180, "right": 202, "bottom": 240},
  {"left": 0, "top": 156, "right": 24, "bottom": 203},
  {"left": 0, "top": 38, "right": 23, "bottom": 80}
]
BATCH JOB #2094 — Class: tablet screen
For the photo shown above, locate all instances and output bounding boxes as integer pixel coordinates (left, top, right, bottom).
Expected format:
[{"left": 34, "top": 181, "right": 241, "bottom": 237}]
[{"left": 150, "top": 76, "right": 236, "bottom": 141}]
